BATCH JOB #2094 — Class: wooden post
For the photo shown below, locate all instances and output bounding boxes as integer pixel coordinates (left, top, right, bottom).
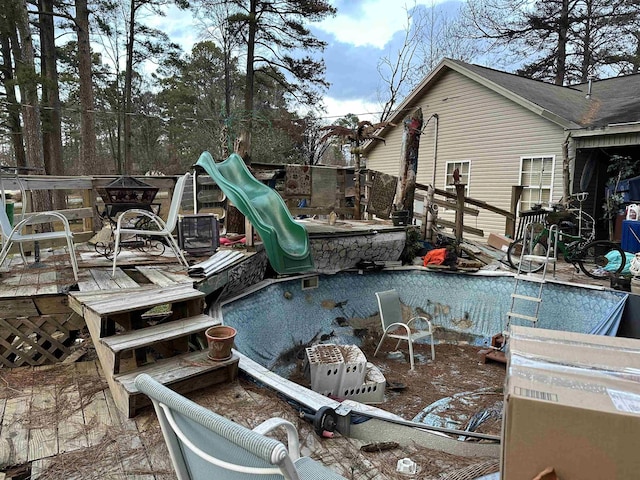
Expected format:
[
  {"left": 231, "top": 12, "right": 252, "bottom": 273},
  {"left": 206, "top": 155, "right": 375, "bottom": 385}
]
[
  {"left": 422, "top": 184, "right": 438, "bottom": 242},
  {"left": 507, "top": 185, "right": 524, "bottom": 238},
  {"left": 394, "top": 107, "right": 424, "bottom": 218},
  {"left": 353, "top": 141, "right": 361, "bottom": 220},
  {"left": 455, "top": 184, "right": 465, "bottom": 246}
]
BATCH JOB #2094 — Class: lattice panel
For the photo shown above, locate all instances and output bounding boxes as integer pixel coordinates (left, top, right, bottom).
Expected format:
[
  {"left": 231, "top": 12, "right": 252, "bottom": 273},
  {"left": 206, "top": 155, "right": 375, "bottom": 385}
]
[{"left": 0, "top": 315, "right": 76, "bottom": 368}]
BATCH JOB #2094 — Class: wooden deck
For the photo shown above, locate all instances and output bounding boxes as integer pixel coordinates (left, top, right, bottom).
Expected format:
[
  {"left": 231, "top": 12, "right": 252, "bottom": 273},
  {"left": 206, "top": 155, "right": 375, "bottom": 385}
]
[{"left": 0, "top": 357, "right": 501, "bottom": 479}]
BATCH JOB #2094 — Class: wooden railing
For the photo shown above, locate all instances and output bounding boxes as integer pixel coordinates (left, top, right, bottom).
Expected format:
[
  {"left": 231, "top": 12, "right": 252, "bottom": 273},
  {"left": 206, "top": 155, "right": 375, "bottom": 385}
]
[
  {"left": 414, "top": 182, "right": 523, "bottom": 242},
  {"left": 0, "top": 175, "right": 180, "bottom": 244}
]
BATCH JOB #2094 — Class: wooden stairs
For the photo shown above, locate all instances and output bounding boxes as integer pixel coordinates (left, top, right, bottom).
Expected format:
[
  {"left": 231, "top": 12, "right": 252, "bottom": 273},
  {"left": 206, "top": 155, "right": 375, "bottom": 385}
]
[{"left": 68, "top": 283, "right": 238, "bottom": 417}]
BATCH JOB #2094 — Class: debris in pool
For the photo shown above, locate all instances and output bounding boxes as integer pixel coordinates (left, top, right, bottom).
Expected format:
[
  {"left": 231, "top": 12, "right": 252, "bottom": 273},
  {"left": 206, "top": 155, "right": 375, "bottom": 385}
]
[
  {"left": 385, "top": 380, "right": 406, "bottom": 391},
  {"left": 396, "top": 457, "right": 417, "bottom": 475},
  {"left": 283, "top": 291, "right": 293, "bottom": 299},
  {"left": 334, "top": 317, "right": 348, "bottom": 326},
  {"left": 360, "top": 441, "right": 399, "bottom": 452},
  {"left": 387, "top": 351, "right": 405, "bottom": 360},
  {"left": 321, "top": 299, "right": 348, "bottom": 309}
]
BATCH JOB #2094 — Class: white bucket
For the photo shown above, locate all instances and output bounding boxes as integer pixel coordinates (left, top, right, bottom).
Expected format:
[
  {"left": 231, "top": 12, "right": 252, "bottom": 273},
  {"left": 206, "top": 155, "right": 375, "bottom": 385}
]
[
  {"left": 626, "top": 204, "right": 640, "bottom": 220},
  {"left": 631, "top": 277, "right": 640, "bottom": 295}
]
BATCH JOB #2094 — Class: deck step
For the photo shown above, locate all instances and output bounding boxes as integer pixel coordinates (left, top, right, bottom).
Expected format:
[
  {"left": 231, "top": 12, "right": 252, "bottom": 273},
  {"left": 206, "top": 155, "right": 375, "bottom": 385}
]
[
  {"left": 71, "top": 283, "right": 205, "bottom": 317},
  {"left": 100, "top": 313, "right": 219, "bottom": 354},
  {"left": 113, "top": 351, "right": 239, "bottom": 417}
]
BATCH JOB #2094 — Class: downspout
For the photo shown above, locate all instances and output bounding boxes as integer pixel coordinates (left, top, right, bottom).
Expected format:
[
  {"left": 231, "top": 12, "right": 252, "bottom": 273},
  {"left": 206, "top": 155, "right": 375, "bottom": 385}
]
[{"left": 424, "top": 114, "right": 439, "bottom": 240}]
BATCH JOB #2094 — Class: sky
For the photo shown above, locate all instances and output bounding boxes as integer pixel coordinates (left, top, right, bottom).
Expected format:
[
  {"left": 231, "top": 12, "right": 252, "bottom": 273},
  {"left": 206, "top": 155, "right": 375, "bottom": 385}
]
[{"left": 149, "top": 0, "right": 462, "bottom": 124}]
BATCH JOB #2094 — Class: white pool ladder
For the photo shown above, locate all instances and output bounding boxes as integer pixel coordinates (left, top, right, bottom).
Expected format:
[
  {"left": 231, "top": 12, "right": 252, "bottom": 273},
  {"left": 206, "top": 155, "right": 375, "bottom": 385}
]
[{"left": 506, "top": 223, "right": 559, "bottom": 331}]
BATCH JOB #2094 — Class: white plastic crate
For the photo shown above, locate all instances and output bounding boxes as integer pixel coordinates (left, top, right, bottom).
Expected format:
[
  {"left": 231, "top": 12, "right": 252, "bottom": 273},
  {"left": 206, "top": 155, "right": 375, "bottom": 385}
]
[
  {"left": 337, "top": 362, "right": 386, "bottom": 404},
  {"left": 336, "top": 345, "right": 367, "bottom": 391},
  {"left": 306, "top": 344, "right": 344, "bottom": 396}
]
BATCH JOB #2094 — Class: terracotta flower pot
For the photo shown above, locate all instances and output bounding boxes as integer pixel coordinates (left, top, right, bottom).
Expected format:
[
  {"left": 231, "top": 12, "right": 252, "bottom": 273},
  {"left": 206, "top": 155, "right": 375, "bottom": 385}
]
[{"left": 205, "top": 325, "right": 237, "bottom": 361}]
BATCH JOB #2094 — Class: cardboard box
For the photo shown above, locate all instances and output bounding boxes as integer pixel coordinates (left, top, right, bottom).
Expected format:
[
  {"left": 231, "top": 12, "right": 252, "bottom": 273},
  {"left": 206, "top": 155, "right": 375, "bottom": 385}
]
[
  {"left": 502, "top": 326, "right": 640, "bottom": 480},
  {"left": 487, "top": 233, "right": 513, "bottom": 252}
]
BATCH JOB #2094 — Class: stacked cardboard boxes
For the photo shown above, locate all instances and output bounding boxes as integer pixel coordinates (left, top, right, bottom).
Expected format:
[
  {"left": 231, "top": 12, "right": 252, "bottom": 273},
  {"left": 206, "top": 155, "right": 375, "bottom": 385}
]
[{"left": 502, "top": 326, "right": 640, "bottom": 479}]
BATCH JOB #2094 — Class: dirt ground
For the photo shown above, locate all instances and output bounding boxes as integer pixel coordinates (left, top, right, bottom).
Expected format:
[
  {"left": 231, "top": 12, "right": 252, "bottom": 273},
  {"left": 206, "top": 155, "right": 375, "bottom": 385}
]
[{"left": 290, "top": 334, "right": 506, "bottom": 438}]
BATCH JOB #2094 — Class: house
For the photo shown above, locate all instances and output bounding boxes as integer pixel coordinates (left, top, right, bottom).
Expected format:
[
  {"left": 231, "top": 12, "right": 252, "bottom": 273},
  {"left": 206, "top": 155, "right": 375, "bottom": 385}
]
[{"left": 363, "top": 58, "right": 640, "bottom": 240}]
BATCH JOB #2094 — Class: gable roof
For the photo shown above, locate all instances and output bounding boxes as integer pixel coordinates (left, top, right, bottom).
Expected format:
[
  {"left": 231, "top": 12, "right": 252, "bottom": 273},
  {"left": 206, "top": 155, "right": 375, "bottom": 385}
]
[{"left": 366, "top": 58, "right": 640, "bottom": 150}]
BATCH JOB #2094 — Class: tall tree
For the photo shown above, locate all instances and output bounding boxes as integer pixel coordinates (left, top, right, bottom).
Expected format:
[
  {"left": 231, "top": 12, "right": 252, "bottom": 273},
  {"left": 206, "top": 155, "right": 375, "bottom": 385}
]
[
  {"left": 75, "top": 0, "right": 99, "bottom": 175},
  {"left": 223, "top": 0, "right": 335, "bottom": 164},
  {"left": 0, "top": 3, "right": 26, "bottom": 167},
  {"left": 156, "top": 40, "right": 236, "bottom": 164},
  {"left": 193, "top": 0, "right": 243, "bottom": 155},
  {"left": 460, "top": 0, "right": 639, "bottom": 84},
  {"left": 39, "top": 0, "right": 66, "bottom": 208},
  {"left": 15, "top": 0, "right": 52, "bottom": 213},
  {"left": 92, "top": 0, "right": 186, "bottom": 173}
]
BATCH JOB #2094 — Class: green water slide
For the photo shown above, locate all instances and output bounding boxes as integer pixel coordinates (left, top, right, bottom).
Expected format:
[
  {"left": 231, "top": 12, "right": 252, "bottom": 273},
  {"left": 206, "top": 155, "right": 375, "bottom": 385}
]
[{"left": 195, "top": 152, "right": 314, "bottom": 274}]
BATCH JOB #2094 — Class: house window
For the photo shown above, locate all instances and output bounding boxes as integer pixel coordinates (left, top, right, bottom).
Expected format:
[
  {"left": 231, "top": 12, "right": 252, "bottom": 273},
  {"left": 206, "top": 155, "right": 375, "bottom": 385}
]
[
  {"left": 519, "top": 156, "right": 555, "bottom": 211},
  {"left": 445, "top": 161, "right": 470, "bottom": 194}
]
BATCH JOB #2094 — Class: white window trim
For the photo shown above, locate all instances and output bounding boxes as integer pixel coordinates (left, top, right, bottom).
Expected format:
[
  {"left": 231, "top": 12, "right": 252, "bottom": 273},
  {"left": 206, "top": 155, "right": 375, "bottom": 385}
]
[
  {"left": 518, "top": 154, "right": 556, "bottom": 210},
  {"left": 444, "top": 160, "right": 472, "bottom": 193}
]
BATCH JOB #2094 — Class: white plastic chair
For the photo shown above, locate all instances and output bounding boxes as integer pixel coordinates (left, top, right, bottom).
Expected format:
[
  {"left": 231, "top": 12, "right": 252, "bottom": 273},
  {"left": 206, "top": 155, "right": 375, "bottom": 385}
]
[
  {"left": 374, "top": 289, "right": 435, "bottom": 370},
  {"left": 134, "top": 374, "right": 347, "bottom": 480},
  {"left": 112, "top": 173, "right": 190, "bottom": 276},
  {"left": 0, "top": 198, "right": 79, "bottom": 281}
]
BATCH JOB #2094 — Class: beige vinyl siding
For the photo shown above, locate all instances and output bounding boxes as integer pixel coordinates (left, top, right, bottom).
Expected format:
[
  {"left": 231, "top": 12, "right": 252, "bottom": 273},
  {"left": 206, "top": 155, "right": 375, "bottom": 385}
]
[{"left": 366, "top": 69, "right": 566, "bottom": 238}]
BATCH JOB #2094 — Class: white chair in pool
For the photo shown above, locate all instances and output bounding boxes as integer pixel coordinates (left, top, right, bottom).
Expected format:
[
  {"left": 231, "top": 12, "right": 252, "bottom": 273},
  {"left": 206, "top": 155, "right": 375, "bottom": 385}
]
[
  {"left": 374, "top": 289, "right": 435, "bottom": 370},
  {"left": 112, "top": 173, "right": 190, "bottom": 276},
  {"left": 0, "top": 197, "right": 79, "bottom": 281},
  {"left": 134, "top": 374, "right": 347, "bottom": 480}
]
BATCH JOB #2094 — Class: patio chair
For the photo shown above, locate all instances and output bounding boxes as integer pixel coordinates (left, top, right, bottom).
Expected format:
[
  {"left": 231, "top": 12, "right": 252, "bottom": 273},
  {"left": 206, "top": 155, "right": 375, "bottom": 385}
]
[
  {"left": 374, "top": 289, "right": 435, "bottom": 370},
  {"left": 0, "top": 198, "right": 79, "bottom": 281},
  {"left": 134, "top": 373, "right": 347, "bottom": 480},
  {"left": 112, "top": 173, "right": 190, "bottom": 276}
]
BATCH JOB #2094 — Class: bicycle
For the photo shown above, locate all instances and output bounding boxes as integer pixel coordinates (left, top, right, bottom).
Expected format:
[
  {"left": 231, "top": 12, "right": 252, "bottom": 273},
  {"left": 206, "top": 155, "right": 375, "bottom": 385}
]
[{"left": 507, "top": 194, "right": 626, "bottom": 280}]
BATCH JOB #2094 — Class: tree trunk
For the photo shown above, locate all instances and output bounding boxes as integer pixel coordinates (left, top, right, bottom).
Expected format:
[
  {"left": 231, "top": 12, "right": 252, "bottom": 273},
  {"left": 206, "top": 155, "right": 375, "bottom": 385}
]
[
  {"left": 0, "top": 29, "right": 26, "bottom": 168},
  {"left": 394, "top": 107, "right": 424, "bottom": 219},
  {"left": 76, "top": 0, "right": 99, "bottom": 175},
  {"left": 238, "top": 0, "right": 257, "bottom": 165},
  {"left": 16, "top": 0, "right": 52, "bottom": 216},
  {"left": 554, "top": 0, "right": 569, "bottom": 85},
  {"left": 39, "top": 0, "right": 66, "bottom": 209},
  {"left": 123, "top": 0, "right": 136, "bottom": 174}
]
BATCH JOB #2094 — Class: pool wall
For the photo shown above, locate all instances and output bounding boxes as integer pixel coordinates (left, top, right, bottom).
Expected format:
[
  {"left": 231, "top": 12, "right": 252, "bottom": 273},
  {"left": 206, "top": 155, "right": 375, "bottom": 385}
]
[{"left": 219, "top": 269, "right": 627, "bottom": 372}]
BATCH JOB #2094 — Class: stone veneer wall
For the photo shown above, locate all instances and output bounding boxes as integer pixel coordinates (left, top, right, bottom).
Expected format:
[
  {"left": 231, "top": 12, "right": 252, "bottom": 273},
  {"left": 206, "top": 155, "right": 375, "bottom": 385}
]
[{"left": 310, "top": 230, "right": 406, "bottom": 274}]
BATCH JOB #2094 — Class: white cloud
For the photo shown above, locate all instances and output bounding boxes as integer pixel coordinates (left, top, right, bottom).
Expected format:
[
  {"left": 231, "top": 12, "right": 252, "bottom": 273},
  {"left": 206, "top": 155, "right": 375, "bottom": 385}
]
[
  {"left": 146, "top": 5, "right": 200, "bottom": 53},
  {"left": 321, "top": 96, "right": 381, "bottom": 123},
  {"left": 314, "top": 0, "right": 442, "bottom": 49}
]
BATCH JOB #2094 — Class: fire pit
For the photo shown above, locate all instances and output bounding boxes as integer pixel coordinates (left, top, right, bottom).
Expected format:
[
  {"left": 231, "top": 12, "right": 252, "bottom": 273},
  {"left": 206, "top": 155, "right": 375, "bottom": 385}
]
[
  {"left": 98, "top": 176, "right": 160, "bottom": 221},
  {"left": 101, "top": 176, "right": 159, "bottom": 205}
]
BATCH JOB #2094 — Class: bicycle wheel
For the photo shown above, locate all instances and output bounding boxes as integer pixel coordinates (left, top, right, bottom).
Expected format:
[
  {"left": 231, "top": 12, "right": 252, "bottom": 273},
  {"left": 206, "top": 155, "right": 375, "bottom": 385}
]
[
  {"left": 506, "top": 238, "right": 549, "bottom": 273},
  {"left": 577, "top": 241, "right": 626, "bottom": 279}
]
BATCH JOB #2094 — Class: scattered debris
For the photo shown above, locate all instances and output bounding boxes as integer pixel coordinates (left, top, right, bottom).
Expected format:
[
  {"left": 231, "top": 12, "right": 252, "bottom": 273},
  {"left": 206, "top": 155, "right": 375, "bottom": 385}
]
[{"left": 360, "top": 441, "right": 400, "bottom": 453}]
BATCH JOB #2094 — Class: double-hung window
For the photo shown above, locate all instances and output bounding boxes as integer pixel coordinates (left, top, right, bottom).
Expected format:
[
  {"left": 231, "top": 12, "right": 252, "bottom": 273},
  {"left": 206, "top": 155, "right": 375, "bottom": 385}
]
[
  {"left": 519, "top": 156, "right": 555, "bottom": 211},
  {"left": 444, "top": 161, "right": 470, "bottom": 195}
]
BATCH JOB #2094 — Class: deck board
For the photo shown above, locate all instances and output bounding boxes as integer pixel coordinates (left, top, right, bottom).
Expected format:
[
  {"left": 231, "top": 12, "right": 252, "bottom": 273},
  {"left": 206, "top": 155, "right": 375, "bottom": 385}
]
[
  {"left": 35, "top": 270, "right": 58, "bottom": 296},
  {"left": 136, "top": 266, "right": 179, "bottom": 286},
  {"left": 28, "top": 366, "right": 58, "bottom": 461},
  {"left": 73, "top": 361, "right": 109, "bottom": 450},
  {"left": 2, "top": 394, "right": 31, "bottom": 465},
  {"left": 56, "top": 364, "right": 90, "bottom": 454}
]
